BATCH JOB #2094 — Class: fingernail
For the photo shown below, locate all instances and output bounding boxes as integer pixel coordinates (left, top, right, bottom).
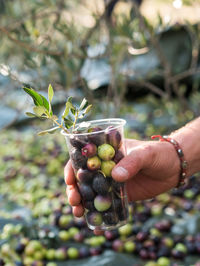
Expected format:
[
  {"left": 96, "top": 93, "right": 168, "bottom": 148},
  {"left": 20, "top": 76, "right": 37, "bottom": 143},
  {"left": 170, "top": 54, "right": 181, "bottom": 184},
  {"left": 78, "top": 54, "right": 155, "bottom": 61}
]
[{"left": 113, "top": 166, "right": 129, "bottom": 180}]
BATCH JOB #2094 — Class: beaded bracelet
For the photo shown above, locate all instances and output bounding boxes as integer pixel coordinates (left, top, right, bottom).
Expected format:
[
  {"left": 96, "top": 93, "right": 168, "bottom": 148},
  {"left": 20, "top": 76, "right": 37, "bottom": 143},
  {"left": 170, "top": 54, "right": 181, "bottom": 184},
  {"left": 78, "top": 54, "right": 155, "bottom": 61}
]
[{"left": 151, "top": 135, "right": 188, "bottom": 188}]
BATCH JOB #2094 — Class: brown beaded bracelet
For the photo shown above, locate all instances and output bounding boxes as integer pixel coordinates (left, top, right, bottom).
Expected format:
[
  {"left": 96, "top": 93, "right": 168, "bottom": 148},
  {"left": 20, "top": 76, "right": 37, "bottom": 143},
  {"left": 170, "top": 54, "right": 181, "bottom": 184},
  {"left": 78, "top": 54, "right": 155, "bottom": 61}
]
[{"left": 151, "top": 135, "right": 188, "bottom": 188}]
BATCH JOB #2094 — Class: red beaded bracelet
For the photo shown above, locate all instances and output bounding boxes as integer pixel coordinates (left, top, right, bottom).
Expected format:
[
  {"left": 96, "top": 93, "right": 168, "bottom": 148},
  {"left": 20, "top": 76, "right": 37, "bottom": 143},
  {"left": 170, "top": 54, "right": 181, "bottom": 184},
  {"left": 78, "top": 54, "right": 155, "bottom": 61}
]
[{"left": 151, "top": 135, "right": 188, "bottom": 188}]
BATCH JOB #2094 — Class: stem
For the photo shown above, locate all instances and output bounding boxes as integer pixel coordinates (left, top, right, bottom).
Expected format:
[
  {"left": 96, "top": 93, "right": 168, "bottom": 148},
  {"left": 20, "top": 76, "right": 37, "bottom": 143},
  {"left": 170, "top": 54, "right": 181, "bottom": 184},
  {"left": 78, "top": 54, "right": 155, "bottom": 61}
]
[
  {"left": 73, "top": 110, "right": 79, "bottom": 129},
  {"left": 51, "top": 118, "right": 69, "bottom": 134}
]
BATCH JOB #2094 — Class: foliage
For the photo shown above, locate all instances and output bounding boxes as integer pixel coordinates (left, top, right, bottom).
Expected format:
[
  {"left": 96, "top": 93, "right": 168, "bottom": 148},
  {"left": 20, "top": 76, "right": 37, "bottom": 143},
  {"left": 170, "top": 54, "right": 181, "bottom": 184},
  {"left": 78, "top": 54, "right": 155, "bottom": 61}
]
[
  {"left": 23, "top": 84, "right": 92, "bottom": 135},
  {"left": 0, "top": 0, "right": 200, "bottom": 117}
]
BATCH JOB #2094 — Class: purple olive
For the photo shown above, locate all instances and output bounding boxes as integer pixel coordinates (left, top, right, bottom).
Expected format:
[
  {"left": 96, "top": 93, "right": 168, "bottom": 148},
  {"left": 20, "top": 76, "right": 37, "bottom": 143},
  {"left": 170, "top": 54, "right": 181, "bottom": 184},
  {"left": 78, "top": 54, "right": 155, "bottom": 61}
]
[
  {"left": 104, "top": 230, "right": 119, "bottom": 240},
  {"left": 103, "top": 211, "right": 118, "bottom": 225},
  {"left": 78, "top": 184, "right": 95, "bottom": 201},
  {"left": 84, "top": 200, "right": 95, "bottom": 211},
  {"left": 79, "top": 247, "right": 90, "bottom": 258},
  {"left": 136, "top": 231, "right": 149, "bottom": 242},
  {"left": 90, "top": 246, "right": 102, "bottom": 256},
  {"left": 92, "top": 172, "right": 111, "bottom": 195},
  {"left": 113, "top": 150, "right": 124, "bottom": 164},
  {"left": 87, "top": 156, "right": 101, "bottom": 171},
  {"left": 106, "top": 126, "right": 122, "bottom": 150},
  {"left": 71, "top": 148, "right": 87, "bottom": 170},
  {"left": 88, "top": 127, "right": 106, "bottom": 146},
  {"left": 112, "top": 180, "right": 124, "bottom": 193},
  {"left": 76, "top": 168, "right": 94, "bottom": 184},
  {"left": 171, "top": 249, "right": 185, "bottom": 259},
  {"left": 81, "top": 143, "right": 97, "bottom": 158},
  {"left": 70, "top": 135, "right": 87, "bottom": 149},
  {"left": 139, "top": 249, "right": 149, "bottom": 260},
  {"left": 112, "top": 239, "right": 124, "bottom": 252},
  {"left": 94, "top": 195, "right": 112, "bottom": 212},
  {"left": 154, "top": 220, "right": 172, "bottom": 232}
]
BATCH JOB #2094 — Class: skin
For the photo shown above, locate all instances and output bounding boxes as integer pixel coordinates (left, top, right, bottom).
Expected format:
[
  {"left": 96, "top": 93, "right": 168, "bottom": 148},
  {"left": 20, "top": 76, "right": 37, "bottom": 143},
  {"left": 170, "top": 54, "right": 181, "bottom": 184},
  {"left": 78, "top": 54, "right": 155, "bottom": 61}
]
[{"left": 64, "top": 117, "right": 200, "bottom": 234}]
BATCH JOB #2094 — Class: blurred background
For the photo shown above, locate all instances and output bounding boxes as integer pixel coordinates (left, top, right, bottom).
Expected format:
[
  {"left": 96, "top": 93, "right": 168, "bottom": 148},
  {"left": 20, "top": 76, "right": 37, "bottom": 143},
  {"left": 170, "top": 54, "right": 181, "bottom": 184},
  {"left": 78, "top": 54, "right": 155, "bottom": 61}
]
[{"left": 0, "top": 0, "right": 200, "bottom": 265}]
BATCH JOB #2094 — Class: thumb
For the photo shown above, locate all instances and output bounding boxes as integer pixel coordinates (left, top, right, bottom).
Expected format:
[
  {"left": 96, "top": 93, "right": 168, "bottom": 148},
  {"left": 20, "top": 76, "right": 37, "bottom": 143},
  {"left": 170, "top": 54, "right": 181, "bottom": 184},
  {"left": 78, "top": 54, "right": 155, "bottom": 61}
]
[{"left": 111, "top": 144, "right": 154, "bottom": 182}]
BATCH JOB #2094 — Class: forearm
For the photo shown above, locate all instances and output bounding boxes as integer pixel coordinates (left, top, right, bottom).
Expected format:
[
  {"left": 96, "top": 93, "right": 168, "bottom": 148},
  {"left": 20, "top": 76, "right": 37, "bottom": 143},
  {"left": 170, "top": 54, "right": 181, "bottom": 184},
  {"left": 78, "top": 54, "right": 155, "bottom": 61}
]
[{"left": 170, "top": 117, "right": 200, "bottom": 177}]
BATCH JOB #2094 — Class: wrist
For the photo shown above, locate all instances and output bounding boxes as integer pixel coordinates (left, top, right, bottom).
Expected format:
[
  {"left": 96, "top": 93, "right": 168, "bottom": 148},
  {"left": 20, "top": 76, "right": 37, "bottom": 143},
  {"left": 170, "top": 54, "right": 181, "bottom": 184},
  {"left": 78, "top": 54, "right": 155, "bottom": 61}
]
[{"left": 170, "top": 118, "right": 200, "bottom": 177}]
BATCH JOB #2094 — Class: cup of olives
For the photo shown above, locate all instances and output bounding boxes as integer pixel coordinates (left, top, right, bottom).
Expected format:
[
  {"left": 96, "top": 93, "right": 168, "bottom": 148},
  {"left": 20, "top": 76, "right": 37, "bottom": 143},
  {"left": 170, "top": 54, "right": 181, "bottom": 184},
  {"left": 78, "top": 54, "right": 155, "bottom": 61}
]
[{"left": 62, "top": 118, "right": 129, "bottom": 230}]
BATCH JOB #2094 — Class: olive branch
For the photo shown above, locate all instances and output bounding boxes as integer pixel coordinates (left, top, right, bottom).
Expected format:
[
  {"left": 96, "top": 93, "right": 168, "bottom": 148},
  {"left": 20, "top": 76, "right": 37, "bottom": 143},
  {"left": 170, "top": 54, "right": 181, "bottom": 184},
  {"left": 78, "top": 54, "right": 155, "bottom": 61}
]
[{"left": 23, "top": 84, "right": 92, "bottom": 136}]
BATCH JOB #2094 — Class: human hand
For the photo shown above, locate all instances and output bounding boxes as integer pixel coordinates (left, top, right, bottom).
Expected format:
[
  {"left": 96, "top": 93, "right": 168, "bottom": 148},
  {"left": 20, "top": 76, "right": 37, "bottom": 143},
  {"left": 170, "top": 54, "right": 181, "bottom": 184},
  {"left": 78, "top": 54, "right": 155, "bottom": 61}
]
[{"left": 64, "top": 138, "right": 180, "bottom": 230}]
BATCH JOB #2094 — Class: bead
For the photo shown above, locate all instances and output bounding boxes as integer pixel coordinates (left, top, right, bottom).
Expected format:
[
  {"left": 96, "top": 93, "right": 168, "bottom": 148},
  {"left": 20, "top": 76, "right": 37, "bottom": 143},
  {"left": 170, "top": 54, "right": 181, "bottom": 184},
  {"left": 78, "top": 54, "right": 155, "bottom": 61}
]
[
  {"left": 182, "top": 172, "right": 186, "bottom": 177},
  {"left": 182, "top": 161, "right": 187, "bottom": 169},
  {"left": 177, "top": 149, "right": 184, "bottom": 157},
  {"left": 163, "top": 135, "right": 168, "bottom": 139},
  {"left": 179, "top": 181, "right": 185, "bottom": 186},
  {"left": 170, "top": 139, "right": 177, "bottom": 145}
]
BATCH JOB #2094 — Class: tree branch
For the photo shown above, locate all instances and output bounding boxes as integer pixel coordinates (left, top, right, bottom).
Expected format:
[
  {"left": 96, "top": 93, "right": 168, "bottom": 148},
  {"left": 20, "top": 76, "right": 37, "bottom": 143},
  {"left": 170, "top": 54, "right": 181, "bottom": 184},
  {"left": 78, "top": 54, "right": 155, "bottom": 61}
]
[
  {"left": 0, "top": 26, "right": 63, "bottom": 56},
  {"left": 171, "top": 67, "right": 200, "bottom": 83},
  {"left": 128, "top": 80, "right": 168, "bottom": 98},
  {"left": 132, "top": 2, "right": 173, "bottom": 97}
]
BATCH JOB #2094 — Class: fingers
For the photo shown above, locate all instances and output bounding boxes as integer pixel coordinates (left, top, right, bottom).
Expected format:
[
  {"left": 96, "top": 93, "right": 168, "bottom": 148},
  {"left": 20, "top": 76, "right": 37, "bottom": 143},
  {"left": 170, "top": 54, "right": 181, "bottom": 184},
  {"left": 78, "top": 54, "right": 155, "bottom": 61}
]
[
  {"left": 94, "top": 229, "right": 104, "bottom": 235},
  {"left": 66, "top": 185, "right": 81, "bottom": 206},
  {"left": 112, "top": 143, "right": 154, "bottom": 182},
  {"left": 64, "top": 160, "right": 76, "bottom": 185},
  {"left": 72, "top": 205, "right": 84, "bottom": 217}
]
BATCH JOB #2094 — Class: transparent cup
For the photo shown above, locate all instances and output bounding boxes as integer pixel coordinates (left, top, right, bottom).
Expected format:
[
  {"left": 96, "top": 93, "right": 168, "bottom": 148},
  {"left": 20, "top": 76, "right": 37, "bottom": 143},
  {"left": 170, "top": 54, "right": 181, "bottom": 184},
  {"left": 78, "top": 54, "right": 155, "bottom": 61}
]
[{"left": 62, "top": 118, "right": 129, "bottom": 230}]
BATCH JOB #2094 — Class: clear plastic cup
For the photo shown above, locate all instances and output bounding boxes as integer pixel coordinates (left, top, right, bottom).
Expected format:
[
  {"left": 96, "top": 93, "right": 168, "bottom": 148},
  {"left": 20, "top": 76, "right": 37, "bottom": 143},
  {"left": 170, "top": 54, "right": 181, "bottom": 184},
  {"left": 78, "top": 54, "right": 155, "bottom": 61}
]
[{"left": 62, "top": 118, "right": 129, "bottom": 230}]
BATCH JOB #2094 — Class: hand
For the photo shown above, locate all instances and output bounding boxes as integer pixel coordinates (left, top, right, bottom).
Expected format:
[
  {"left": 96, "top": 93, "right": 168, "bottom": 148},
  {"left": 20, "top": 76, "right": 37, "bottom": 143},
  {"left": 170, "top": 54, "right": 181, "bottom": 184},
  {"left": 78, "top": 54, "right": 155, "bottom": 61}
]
[{"left": 64, "top": 138, "right": 180, "bottom": 230}]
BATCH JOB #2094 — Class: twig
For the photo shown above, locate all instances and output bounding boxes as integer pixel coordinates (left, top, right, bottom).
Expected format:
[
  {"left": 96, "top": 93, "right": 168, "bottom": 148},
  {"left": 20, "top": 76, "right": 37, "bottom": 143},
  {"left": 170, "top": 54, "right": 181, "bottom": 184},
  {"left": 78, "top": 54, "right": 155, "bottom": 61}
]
[
  {"left": 132, "top": 2, "right": 173, "bottom": 97},
  {"left": 184, "top": 24, "right": 199, "bottom": 69},
  {"left": 6, "top": 10, "right": 59, "bottom": 31},
  {"left": 0, "top": 26, "right": 63, "bottom": 56},
  {"left": 128, "top": 80, "right": 168, "bottom": 99},
  {"left": 171, "top": 67, "right": 200, "bottom": 83}
]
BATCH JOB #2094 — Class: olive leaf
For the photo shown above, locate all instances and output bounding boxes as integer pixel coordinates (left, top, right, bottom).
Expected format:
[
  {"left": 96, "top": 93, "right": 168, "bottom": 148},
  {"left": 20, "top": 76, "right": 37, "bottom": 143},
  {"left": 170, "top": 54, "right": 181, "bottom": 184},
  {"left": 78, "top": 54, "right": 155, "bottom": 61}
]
[
  {"left": 62, "top": 97, "right": 76, "bottom": 120},
  {"left": 41, "top": 95, "right": 50, "bottom": 113},
  {"left": 25, "top": 112, "right": 37, "bottom": 117},
  {"left": 37, "top": 126, "right": 60, "bottom": 136},
  {"left": 23, "top": 87, "right": 50, "bottom": 112},
  {"left": 79, "top": 98, "right": 88, "bottom": 110},
  {"left": 48, "top": 84, "right": 54, "bottom": 103},
  {"left": 71, "top": 108, "right": 76, "bottom": 115},
  {"left": 33, "top": 106, "right": 47, "bottom": 117},
  {"left": 23, "top": 87, "right": 44, "bottom": 106},
  {"left": 64, "top": 117, "right": 74, "bottom": 129},
  {"left": 84, "top": 104, "right": 92, "bottom": 114},
  {"left": 23, "top": 84, "right": 93, "bottom": 135},
  {"left": 78, "top": 104, "right": 92, "bottom": 118},
  {"left": 48, "top": 84, "right": 54, "bottom": 116}
]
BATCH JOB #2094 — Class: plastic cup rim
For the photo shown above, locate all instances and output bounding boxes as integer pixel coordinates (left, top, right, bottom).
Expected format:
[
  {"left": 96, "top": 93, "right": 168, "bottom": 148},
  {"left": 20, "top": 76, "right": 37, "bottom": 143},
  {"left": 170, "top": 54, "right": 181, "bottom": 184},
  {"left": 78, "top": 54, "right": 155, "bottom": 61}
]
[{"left": 61, "top": 118, "right": 126, "bottom": 137}]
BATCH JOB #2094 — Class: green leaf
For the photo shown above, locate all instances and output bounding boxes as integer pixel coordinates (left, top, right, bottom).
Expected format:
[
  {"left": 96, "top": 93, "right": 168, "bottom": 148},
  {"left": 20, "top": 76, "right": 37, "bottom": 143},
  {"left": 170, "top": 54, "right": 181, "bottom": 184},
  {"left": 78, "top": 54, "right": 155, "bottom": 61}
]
[
  {"left": 33, "top": 106, "right": 47, "bottom": 117},
  {"left": 64, "top": 117, "right": 74, "bottom": 129},
  {"left": 40, "top": 95, "right": 50, "bottom": 112},
  {"left": 84, "top": 104, "right": 92, "bottom": 114},
  {"left": 71, "top": 108, "right": 76, "bottom": 115},
  {"left": 48, "top": 84, "right": 54, "bottom": 102},
  {"left": 62, "top": 103, "right": 70, "bottom": 119},
  {"left": 68, "top": 96, "right": 73, "bottom": 103},
  {"left": 78, "top": 104, "right": 92, "bottom": 118},
  {"left": 23, "top": 87, "right": 50, "bottom": 112},
  {"left": 25, "top": 112, "right": 37, "bottom": 117},
  {"left": 37, "top": 126, "right": 60, "bottom": 136},
  {"left": 23, "top": 87, "right": 43, "bottom": 106},
  {"left": 67, "top": 97, "right": 76, "bottom": 110},
  {"left": 79, "top": 98, "right": 88, "bottom": 110}
]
